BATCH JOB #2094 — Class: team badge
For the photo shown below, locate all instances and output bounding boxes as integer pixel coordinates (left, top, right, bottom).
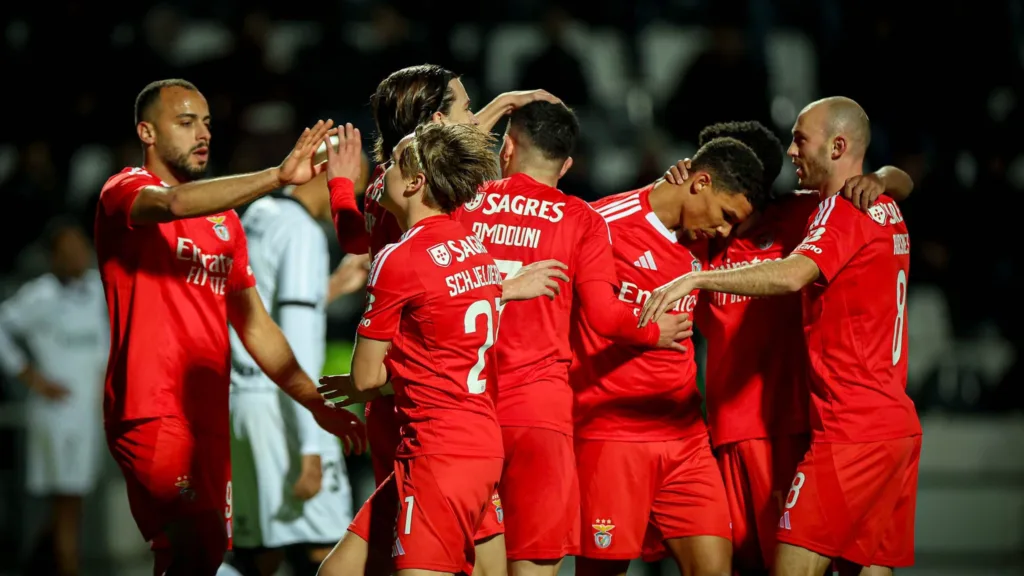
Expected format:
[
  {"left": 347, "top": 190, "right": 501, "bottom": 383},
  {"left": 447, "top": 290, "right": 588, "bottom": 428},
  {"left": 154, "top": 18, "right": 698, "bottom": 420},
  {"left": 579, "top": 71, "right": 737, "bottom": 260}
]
[
  {"left": 868, "top": 204, "right": 887, "bottom": 225},
  {"left": 592, "top": 519, "right": 614, "bottom": 549},
  {"left": 427, "top": 243, "right": 452, "bottom": 267},
  {"left": 207, "top": 216, "right": 230, "bottom": 241},
  {"left": 463, "top": 191, "right": 485, "bottom": 212},
  {"left": 369, "top": 172, "right": 386, "bottom": 202},
  {"left": 756, "top": 232, "right": 774, "bottom": 250},
  {"left": 175, "top": 475, "right": 197, "bottom": 501},
  {"left": 491, "top": 493, "right": 504, "bottom": 524},
  {"left": 691, "top": 257, "right": 702, "bottom": 272}
]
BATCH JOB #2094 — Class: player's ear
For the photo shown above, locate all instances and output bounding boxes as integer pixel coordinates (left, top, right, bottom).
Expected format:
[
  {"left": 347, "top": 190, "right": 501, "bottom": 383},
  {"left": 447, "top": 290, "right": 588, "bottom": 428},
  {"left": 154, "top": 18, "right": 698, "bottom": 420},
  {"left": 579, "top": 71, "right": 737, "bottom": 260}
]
[
  {"left": 137, "top": 122, "right": 156, "bottom": 146},
  {"left": 406, "top": 172, "right": 426, "bottom": 196},
  {"left": 831, "top": 135, "right": 847, "bottom": 160},
  {"left": 690, "top": 171, "right": 711, "bottom": 194},
  {"left": 500, "top": 135, "right": 514, "bottom": 162},
  {"left": 558, "top": 156, "right": 573, "bottom": 179},
  {"left": 431, "top": 111, "right": 447, "bottom": 125}
]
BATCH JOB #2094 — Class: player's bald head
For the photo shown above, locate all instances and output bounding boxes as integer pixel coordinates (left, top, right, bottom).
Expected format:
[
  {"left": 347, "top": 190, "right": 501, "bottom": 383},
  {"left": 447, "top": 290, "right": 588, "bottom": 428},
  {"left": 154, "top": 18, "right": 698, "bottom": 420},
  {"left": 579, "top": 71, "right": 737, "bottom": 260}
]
[
  {"left": 134, "top": 78, "right": 200, "bottom": 125},
  {"left": 803, "top": 96, "right": 871, "bottom": 158}
]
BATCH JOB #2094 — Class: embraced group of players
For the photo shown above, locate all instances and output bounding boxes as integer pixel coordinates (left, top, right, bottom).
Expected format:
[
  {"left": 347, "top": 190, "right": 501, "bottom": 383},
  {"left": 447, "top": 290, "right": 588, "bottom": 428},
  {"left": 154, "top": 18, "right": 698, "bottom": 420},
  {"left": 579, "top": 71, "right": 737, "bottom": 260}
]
[{"left": 93, "top": 61, "right": 920, "bottom": 576}]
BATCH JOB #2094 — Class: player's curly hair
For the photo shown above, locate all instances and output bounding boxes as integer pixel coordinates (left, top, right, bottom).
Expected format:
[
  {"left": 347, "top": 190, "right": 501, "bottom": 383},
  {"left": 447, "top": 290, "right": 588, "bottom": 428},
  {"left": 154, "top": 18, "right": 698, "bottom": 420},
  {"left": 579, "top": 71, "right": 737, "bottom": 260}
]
[
  {"left": 371, "top": 64, "right": 459, "bottom": 165},
  {"left": 398, "top": 124, "right": 499, "bottom": 214},
  {"left": 690, "top": 137, "right": 768, "bottom": 209},
  {"left": 698, "top": 121, "right": 784, "bottom": 193}
]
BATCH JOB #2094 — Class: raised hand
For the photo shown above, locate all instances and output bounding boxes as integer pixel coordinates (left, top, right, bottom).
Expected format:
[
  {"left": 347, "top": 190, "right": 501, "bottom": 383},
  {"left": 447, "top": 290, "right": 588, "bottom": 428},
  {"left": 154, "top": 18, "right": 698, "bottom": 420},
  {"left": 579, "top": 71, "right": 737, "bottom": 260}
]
[
  {"left": 502, "top": 90, "right": 561, "bottom": 113},
  {"left": 323, "top": 123, "right": 363, "bottom": 184},
  {"left": 278, "top": 119, "right": 336, "bottom": 186}
]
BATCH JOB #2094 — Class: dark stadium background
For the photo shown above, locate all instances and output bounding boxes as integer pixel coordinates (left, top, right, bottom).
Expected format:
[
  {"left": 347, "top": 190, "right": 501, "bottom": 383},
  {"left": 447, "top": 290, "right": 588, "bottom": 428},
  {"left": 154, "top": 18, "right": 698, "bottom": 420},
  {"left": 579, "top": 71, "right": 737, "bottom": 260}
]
[{"left": 1, "top": 0, "right": 1022, "bottom": 574}]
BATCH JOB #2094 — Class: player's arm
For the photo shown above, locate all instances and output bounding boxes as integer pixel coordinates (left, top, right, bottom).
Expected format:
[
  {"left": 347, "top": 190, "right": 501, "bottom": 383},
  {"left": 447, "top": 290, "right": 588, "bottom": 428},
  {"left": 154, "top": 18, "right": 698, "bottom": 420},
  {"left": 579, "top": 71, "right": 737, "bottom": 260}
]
[
  {"left": 475, "top": 90, "right": 562, "bottom": 133},
  {"left": 129, "top": 120, "right": 335, "bottom": 226},
  {"left": 841, "top": 166, "right": 915, "bottom": 211},
  {"left": 322, "top": 124, "right": 371, "bottom": 255},
  {"left": 350, "top": 336, "right": 391, "bottom": 392},
  {"left": 0, "top": 286, "right": 69, "bottom": 400}
]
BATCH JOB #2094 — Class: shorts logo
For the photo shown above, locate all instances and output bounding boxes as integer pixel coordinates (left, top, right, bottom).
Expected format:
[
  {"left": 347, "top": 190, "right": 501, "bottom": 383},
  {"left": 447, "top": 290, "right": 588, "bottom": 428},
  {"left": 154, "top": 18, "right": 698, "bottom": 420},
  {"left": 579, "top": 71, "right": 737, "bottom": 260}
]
[
  {"left": 491, "top": 493, "right": 504, "bottom": 524},
  {"left": 779, "top": 510, "right": 792, "bottom": 530},
  {"left": 175, "top": 475, "right": 196, "bottom": 501},
  {"left": 207, "top": 216, "right": 230, "bottom": 241},
  {"left": 463, "top": 191, "right": 485, "bottom": 212},
  {"left": 592, "top": 519, "right": 614, "bottom": 549},
  {"left": 427, "top": 243, "right": 452, "bottom": 267},
  {"left": 392, "top": 526, "right": 406, "bottom": 558}
]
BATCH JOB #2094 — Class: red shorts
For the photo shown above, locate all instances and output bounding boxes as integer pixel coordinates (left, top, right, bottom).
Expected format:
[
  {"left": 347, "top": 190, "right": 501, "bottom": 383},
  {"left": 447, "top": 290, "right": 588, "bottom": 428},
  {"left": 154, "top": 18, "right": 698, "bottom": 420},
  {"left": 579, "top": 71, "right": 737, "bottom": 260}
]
[
  {"left": 498, "top": 426, "right": 580, "bottom": 560},
  {"left": 577, "top": 432, "right": 731, "bottom": 561},
  {"left": 777, "top": 437, "right": 920, "bottom": 568},
  {"left": 349, "top": 455, "right": 503, "bottom": 573},
  {"left": 106, "top": 417, "right": 232, "bottom": 550},
  {"left": 716, "top": 434, "right": 810, "bottom": 569}
]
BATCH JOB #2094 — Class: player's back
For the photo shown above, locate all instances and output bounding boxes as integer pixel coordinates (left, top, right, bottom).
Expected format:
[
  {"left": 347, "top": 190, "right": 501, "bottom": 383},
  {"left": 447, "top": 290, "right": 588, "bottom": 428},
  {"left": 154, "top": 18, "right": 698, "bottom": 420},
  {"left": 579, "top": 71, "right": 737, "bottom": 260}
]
[
  {"left": 363, "top": 215, "right": 503, "bottom": 459},
  {"left": 95, "top": 167, "right": 253, "bottom": 434},
  {"left": 571, "top": 186, "right": 704, "bottom": 441},
  {"left": 230, "top": 196, "right": 327, "bottom": 391},
  {"left": 795, "top": 194, "right": 919, "bottom": 442},
  {"left": 456, "top": 173, "right": 610, "bottom": 431}
]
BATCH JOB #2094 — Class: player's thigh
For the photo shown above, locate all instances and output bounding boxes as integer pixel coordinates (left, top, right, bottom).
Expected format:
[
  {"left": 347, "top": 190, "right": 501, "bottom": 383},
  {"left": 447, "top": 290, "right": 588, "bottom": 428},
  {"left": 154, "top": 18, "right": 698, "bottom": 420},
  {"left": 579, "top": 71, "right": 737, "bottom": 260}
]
[
  {"left": 500, "top": 427, "right": 579, "bottom": 560},
  {"left": 575, "top": 439, "right": 657, "bottom": 560},
  {"left": 318, "top": 530, "right": 373, "bottom": 576},
  {"left": 654, "top": 434, "right": 732, "bottom": 544},
  {"left": 471, "top": 533, "right": 506, "bottom": 576},
  {"left": 665, "top": 535, "right": 732, "bottom": 576},
  {"left": 773, "top": 543, "right": 832, "bottom": 576},
  {"left": 472, "top": 490, "right": 505, "bottom": 544},
  {"left": 393, "top": 455, "right": 502, "bottom": 573},
  {"left": 857, "top": 437, "right": 921, "bottom": 569},
  {"left": 348, "top": 471, "right": 399, "bottom": 566}
]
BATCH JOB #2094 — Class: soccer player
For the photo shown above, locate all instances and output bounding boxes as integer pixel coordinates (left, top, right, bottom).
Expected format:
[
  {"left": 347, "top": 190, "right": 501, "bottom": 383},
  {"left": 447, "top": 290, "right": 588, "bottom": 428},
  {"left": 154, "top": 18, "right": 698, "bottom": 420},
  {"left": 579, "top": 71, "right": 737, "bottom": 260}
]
[
  {"left": 95, "top": 78, "right": 364, "bottom": 576},
  {"left": 572, "top": 137, "right": 768, "bottom": 576},
  {"left": 453, "top": 101, "right": 693, "bottom": 576},
  {"left": 659, "top": 120, "right": 914, "bottom": 575},
  {"left": 0, "top": 219, "right": 107, "bottom": 576},
  {"left": 318, "top": 123, "right": 506, "bottom": 576},
  {"left": 640, "top": 97, "right": 920, "bottom": 576},
  {"left": 224, "top": 178, "right": 356, "bottom": 576}
]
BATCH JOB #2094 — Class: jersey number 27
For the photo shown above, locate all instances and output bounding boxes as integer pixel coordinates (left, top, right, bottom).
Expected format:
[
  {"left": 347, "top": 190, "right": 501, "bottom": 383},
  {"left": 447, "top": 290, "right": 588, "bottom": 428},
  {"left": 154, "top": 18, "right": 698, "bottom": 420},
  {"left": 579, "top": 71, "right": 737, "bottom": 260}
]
[{"left": 463, "top": 298, "right": 501, "bottom": 394}]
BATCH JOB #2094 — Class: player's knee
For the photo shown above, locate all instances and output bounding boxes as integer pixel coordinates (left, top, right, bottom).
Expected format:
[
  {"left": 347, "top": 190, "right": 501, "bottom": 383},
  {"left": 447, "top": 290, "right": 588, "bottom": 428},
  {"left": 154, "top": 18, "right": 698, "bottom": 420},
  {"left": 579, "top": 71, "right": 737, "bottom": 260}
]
[
  {"left": 773, "top": 543, "right": 831, "bottom": 576},
  {"left": 667, "top": 535, "right": 731, "bottom": 576}
]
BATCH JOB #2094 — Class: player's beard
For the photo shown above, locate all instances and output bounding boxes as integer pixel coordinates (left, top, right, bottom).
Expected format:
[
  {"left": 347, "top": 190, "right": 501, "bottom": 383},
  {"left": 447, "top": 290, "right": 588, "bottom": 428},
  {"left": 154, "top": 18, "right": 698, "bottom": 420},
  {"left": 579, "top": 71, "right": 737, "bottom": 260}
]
[{"left": 162, "top": 144, "right": 209, "bottom": 182}]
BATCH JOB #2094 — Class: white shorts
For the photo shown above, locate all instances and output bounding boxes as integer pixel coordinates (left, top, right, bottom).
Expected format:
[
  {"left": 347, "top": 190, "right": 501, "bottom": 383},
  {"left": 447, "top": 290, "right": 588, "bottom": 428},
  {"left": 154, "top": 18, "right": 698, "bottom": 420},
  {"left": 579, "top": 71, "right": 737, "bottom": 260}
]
[
  {"left": 25, "top": 406, "right": 102, "bottom": 496},
  {"left": 230, "top": 392, "right": 353, "bottom": 549}
]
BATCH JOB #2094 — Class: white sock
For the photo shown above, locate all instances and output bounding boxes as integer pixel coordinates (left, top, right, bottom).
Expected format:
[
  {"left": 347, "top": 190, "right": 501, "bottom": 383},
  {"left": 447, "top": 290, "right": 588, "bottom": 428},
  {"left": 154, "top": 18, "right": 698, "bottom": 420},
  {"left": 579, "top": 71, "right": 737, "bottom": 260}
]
[{"left": 216, "top": 563, "right": 244, "bottom": 576}]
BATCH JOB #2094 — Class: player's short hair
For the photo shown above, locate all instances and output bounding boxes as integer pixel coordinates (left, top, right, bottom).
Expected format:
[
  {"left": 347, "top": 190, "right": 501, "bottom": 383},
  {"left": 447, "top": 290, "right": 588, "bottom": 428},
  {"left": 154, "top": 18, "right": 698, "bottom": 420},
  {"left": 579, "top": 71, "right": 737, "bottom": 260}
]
[
  {"left": 399, "top": 123, "right": 498, "bottom": 214},
  {"left": 507, "top": 101, "right": 579, "bottom": 162},
  {"left": 134, "top": 79, "right": 199, "bottom": 125},
  {"left": 698, "top": 121, "right": 783, "bottom": 192},
  {"left": 371, "top": 64, "right": 459, "bottom": 165},
  {"left": 42, "top": 215, "right": 84, "bottom": 253},
  {"left": 690, "top": 137, "right": 767, "bottom": 208}
]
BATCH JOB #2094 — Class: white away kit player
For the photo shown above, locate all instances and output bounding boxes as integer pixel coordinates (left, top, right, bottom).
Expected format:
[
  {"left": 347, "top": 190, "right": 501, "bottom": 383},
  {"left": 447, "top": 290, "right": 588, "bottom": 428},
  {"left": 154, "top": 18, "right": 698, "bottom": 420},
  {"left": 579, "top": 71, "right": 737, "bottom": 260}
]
[{"left": 225, "top": 187, "right": 353, "bottom": 576}]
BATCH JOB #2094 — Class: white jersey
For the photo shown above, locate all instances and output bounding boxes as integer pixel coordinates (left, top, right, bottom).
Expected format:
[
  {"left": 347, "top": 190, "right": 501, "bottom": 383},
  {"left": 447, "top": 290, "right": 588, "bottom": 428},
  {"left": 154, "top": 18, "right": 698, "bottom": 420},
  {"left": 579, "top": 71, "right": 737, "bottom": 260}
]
[{"left": 0, "top": 270, "right": 108, "bottom": 410}]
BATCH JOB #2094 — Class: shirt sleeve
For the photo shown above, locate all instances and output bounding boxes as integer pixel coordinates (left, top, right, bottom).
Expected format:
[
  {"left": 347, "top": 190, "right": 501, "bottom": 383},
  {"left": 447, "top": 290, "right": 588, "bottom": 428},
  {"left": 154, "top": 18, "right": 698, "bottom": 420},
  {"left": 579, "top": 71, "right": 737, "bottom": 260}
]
[
  {"left": 357, "top": 244, "right": 422, "bottom": 341},
  {"left": 791, "top": 195, "right": 865, "bottom": 283},
  {"left": 228, "top": 214, "right": 258, "bottom": 293},
  {"left": 576, "top": 281, "right": 660, "bottom": 346},
  {"left": 329, "top": 177, "right": 370, "bottom": 255},
  {"left": 572, "top": 201, "right": 618, "bottom": 287},
  {"left": 99, "top": 169, "right": 162, "bottom": 230}
]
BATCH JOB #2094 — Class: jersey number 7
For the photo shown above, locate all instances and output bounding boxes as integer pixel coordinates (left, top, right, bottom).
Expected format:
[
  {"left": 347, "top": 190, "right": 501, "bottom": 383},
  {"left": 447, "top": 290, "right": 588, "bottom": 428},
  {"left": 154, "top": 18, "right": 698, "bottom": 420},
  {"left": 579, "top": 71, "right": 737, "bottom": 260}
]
[{"left": 463, "top": 298, "right": 501, "bottom": 394}]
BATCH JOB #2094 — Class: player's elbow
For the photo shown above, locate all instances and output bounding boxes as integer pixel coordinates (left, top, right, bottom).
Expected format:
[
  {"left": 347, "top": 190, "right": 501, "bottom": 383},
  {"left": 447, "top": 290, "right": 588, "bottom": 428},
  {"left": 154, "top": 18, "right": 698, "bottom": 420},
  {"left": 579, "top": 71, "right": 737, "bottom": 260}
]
[
  {"left": 782, "top": 256, "right": 820, "bottom": 292},
  {"left": 167, "top": 191, "right": 192, "bottom": 219},
  {"left": 350, "top": 365, "right": 379, "bottom": 392}
]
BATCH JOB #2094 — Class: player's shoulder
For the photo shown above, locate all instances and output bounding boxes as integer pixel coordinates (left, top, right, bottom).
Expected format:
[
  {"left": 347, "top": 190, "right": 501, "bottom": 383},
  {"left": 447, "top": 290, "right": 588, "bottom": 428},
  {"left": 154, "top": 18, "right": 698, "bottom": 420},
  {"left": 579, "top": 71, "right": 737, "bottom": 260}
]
[{"left": 101, "top": 167, "right": 165, "bottom": 194}]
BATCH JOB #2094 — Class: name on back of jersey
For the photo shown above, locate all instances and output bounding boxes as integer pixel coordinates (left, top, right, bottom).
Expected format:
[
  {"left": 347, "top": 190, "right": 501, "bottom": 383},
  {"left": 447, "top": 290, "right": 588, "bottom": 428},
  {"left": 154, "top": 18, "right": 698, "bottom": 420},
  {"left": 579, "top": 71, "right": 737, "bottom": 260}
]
[
  {"left": 446, "top": 264, "right": 503, "bottom": 297},
  {"left": 176, "top": 237, "right": 234, "bottom": 295}
]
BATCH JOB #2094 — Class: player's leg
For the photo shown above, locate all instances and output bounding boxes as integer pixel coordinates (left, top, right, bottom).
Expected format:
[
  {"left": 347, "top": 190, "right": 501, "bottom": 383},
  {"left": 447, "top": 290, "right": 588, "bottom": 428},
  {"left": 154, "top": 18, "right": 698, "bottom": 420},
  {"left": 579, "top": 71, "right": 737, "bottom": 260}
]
[
  {"left": 653, "top": 435, "right": 732, "bottom": 576},
  {"left": 472, "top": 532, "right": 508, "bottom": 576},
  {"left": 51, "top": 495, "right": 84, "bottom": 576},
  {"left": 773, "top": 543, "right": 832, "bottom": 576},
  {"left": 392, "top": 455, "right": 504, "bottom": 576},
  {"left": 161, "top": 509, "right": 232, "bottom": 575},
  {"left": 714, "top": 440, "right": 764, "bottom": 575},
  {"left": 281, "top": 542, "right": 335, "bottom": 576},
  {"left": 317, "top": 531, "right": 371, "bottom": 576},
  {"left": 574, "top": 439, "right": 657, "bottom": 575},
  {"left": 500, "top": 427, "right": 579, "bottom": 576},
  {"left": 318, "top": 473, "right": 399, "bottom": 576}
]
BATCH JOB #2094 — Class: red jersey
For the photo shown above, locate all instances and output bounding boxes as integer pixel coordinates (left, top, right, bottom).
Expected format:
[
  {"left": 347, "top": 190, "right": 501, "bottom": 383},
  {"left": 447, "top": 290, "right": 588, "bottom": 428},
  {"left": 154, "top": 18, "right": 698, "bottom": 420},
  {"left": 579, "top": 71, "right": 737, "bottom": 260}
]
[
  {"left": 357, "top": 215, "right": 504, "bottom": 458},
  {"left": 791, "top": 194, "right": 920, "bottom": 442},
  {"left": 697, "top": 192, "right": 817, "bottom": 447},
  {"left": 454, "top": 173, "right": 625, "bottom": 434},
  {"left": 95, "top": 167, "right": 256, "bottom": 434},
  {"left": 570, "top": 185, "right": 704, "bottom": 441},
  {"left": 364, "top": 165, "right": 405, "bottom": 256}
]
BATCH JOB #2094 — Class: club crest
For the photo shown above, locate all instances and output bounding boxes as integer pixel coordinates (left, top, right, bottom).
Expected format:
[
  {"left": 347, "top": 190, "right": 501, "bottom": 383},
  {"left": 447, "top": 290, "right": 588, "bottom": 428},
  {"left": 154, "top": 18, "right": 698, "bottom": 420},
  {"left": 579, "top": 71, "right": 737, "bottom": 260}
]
[
  {"left": 207, "top": 216, "right": 230, "bottom": 241},
  {"left": 427, "top": 243, "right": 452, "bottom": 267},
  {"left": 463, "top": 191, "right": 485, "bottom": 212},
  {"left": 592, "top": 519, "right": 614, "bottom": 549}
]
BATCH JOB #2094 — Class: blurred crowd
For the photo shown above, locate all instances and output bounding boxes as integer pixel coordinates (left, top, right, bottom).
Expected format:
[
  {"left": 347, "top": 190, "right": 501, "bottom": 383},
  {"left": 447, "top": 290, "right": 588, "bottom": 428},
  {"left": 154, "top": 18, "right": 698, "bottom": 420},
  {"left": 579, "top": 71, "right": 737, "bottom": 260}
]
[{"left": 2, "top": 0, "right": 1022, "bottom": 416}]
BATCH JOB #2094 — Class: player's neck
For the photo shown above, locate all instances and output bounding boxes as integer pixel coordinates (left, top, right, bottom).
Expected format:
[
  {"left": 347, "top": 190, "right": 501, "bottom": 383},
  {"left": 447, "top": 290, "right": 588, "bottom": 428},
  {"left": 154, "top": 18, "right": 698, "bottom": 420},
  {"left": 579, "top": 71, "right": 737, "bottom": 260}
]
[
  {"left": 648, "top": 180, "right": 683, "bottom": 230},
  {"left": 514, "top": 163, "right": 561, "bottom": 188},
  {"left": 404, "top": 201, "right": 445, "bottom": 230},
  {"left": 820, "top": 161, "right": 865, "bottom": 199},
  {"left": 143, "top": 155, "right": 183, "bottom": 187}
]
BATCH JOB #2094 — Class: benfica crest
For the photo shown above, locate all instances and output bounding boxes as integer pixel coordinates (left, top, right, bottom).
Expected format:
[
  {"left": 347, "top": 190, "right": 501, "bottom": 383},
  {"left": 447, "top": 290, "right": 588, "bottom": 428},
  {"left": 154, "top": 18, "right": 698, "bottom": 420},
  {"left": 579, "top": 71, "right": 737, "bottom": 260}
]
[
  {"left": 207, "top": 216, "right": 230, "bottom": 241},
  {"left": 427, "top": 243, "right": 452, "bottom": 267},
  {"left": 491, "top": 493, "right": 504, "bottom": 524},
  {"left": 592, "top": 519, "right": 614, "bottom": 549},
  {"left": 463, "top": 191, "right": 485, "bottom": 212}
]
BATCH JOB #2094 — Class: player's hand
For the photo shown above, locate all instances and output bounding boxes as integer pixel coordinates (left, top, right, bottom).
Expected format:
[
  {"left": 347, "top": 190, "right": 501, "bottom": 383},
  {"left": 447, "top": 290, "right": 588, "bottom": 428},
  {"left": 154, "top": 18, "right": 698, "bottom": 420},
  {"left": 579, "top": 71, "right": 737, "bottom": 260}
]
[
  {"left": 638, "top": 274, "right": 698, "bottom": 328},
  {"left": 319, "top": 373, "right": 381, "bottom": 407},
  {"left": 277, "top": 119, "right": 336, "bottom": 186},
  {"left": 841, "top": 173, "right": 885, "bottom": 212},
  {"left": 502, "top": 260, "right": 570, "bottom": 302},
  {"left": 323, "top": 123, "right": 363, "bottom": 185},
  {"left": 328, "top": 253, "right": 371, "bottom": 303},
  {"left": 655, "top": 312, "right": 694, "bottom": 353},
  {"left": 309, "top": 399, "right": 367, "bottom": 456},
  {"left": 664, "top": 158, "right": 692, "bottom": 185},
  {"left": 501, "top": 90, "right": 561, "bottom": 113},
  {"left": 293, "top": 454, "right": 323, "bottom": 501},
  {"left": 23, "top": 367, "right": 70, "bottom": 401}
]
